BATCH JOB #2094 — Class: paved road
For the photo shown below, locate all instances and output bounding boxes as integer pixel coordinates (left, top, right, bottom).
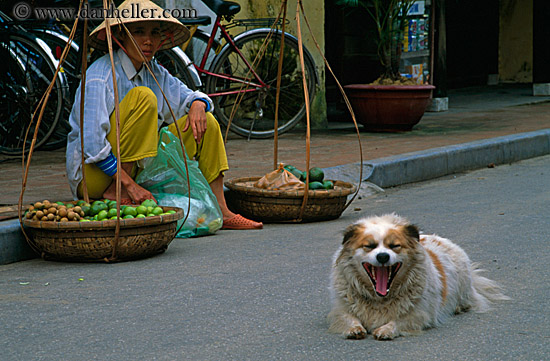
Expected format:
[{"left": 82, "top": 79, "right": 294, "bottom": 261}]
[{"left": 1, "top": 155, "right": 549, "bottom": 360}]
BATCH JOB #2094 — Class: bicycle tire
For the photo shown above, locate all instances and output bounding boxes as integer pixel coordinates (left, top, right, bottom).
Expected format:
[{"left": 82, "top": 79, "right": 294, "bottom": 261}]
[
  {"left": 155, "top": 47, "right": 198, "bottom": 91},
  {"left": 0, "top": 32, "right": 65, "bottom": 155},
  {"left": 205, "top": 29, "right": 317, "bottom": 139},
  {"left": 29, "top": 29, "right": 79, "bottom": 150},
  {"left": 184, "top": 30, "right": 220, "bottom": 71}
]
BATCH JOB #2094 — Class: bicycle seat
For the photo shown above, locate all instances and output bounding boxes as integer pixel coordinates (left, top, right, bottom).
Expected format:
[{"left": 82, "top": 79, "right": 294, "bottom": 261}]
[
  {"left": 179, "top": 16, "right": 211, "bottom": 26},
  {"left": 202, "top": 0, "right": 241, "bottom": 17}
]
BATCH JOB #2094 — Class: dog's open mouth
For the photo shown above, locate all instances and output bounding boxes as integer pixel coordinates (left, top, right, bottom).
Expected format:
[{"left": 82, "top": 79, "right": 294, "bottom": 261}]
[{"left": 362, "top": 262, "right": 402, "bottom": 297}]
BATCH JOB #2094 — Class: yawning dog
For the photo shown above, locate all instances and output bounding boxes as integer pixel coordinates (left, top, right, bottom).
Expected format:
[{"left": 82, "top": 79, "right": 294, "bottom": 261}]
[{"left": 328, "top": 214, "right": 509, "bottom": 340}]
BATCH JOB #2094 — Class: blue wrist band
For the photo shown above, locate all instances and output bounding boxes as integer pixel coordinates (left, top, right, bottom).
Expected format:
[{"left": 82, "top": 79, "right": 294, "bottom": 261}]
[
  {"left": 194, "top": 98, "right": 211, "bottom": 112},
  {"left": 96, "top": 152, "right": 118, "bottom": 176}
]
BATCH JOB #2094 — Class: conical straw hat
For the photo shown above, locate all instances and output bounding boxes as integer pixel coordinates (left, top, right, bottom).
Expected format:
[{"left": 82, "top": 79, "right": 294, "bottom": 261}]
[{"left": 89, "top": 0, "right": 189, "bottom": 52}]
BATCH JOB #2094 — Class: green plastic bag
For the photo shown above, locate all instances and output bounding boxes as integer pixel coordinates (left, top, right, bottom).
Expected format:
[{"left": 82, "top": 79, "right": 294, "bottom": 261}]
[{"left": 136, "top": 128, "right": 223, "bottom": 238}]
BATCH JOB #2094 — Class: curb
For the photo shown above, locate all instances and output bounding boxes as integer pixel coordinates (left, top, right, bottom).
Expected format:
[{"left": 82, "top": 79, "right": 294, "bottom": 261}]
[
  {"left": 2, "top": 129, "right": 550, "bottom": 265},
  {"left": 323, "top": 129, "right": 550, "bottom": 188},
  {"left": 0, "top": 219, "right": 37, "bottom": 265}
]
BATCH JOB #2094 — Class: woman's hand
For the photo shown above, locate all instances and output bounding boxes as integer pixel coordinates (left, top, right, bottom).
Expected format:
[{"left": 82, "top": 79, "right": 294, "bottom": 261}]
[
  {"left": 186, "top": 100, "right": 208, "bottom": 143},
  {"left": 125, "top": 181, "right": 156, "bottom": 205},
  {"left": 118, "top": 166, "right": 156, "bottom": 205}
]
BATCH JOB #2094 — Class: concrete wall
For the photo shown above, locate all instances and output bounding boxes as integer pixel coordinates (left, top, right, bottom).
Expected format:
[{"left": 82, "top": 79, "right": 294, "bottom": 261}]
[
  {"left": 167, "top": 0, "right": 327, "bottom": 128},
  {"left": 499, "top": 0, "right": 533, "bottom": 83}
]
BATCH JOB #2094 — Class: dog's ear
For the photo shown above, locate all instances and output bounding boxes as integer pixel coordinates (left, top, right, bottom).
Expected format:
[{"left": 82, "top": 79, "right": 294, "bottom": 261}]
[
  {"left": 403, "top": 224, "right": 420, "bottom": 242},
  {"left": 343, "top": 224, "right": 359, "bottom": 244}
]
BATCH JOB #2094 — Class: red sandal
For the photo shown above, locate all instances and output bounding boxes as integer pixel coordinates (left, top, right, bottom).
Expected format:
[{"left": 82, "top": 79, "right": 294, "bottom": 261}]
[{"left": 222, "top": 214, "right": 263, "bottom": 230}]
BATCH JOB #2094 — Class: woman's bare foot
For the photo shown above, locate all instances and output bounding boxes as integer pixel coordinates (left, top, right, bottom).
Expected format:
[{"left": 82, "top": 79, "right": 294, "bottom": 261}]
[{"left": 102, "top": 180, "right": 131, "bottom": 201}]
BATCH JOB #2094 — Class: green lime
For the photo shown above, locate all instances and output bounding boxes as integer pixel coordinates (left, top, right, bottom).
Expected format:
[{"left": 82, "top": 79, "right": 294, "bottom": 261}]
[
  {"left": 308, "top": 167, "right": 325, "bottom": 183},
  {"left": 287, "top": 167, "right": 303, "bottom": 180},
  {"left": 141, "top": 199, "right": 157, "bottom": 208},
  {"left": 308, "top": 181, "right": 325, "bottom": 190},
  {"left": 322, "top": 180, "right": 334, "bottom": 190},
  {"left": 147, "top": 206, "right": 154, "bottom": 214},
  {"left": 123, "top": 207, "right": 137, "bottom": 217},
  {"left": 108, "top": 201, "right": 118, "bottom": 209},
  {"left": 90, "top": 202, "right": 108, "bottom": 216},
  {"left": 136, "top": 205, "right": 148, "bottom": 215},
  {"left": 107, "top": 208, "right": 119, "bottom": 218},
  {"left": 166, "top": 210, "right": 176, "bottom": 214},
  {"left": 81, "top": 205, "right": 91, "bottom": 216},
  {"left": 97, "top": 210, "right": 108, "bottom": 221},
  {"left": 76, "top": 200, "right": 86, "bottom": 206},
  {"left": 65, "top": 203, "right": 74, "bottom": 208},
  {"left": 152, "top": 206, "right": 164, "bottom": 216},
  {"left": 109, "top": 215, "right": 120, "bottom": 220},
  {"left": 147, "top": 213, "right": 155, "bottom": 217},
  {"left": 56, "top": 201, "right": 65, "bottom": 206},
  {"left": 123, "top": 215, "right": 134, "bottom": 219},
  {"left": 136, "top": 214, "right": 146, "bottom": 218}
]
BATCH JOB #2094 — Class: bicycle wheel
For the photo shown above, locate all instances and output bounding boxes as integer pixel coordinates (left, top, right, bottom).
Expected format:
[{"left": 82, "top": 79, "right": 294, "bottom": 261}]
[
  {"left": 205, "top": 29, "right": 317, "bottom": 139},
  {"left": 184, "top": 30, "right": 219, "bottom": 71},
  {"left": 0, "top": 32, "right": 65, "bottom": 155},
  {"left": 155, "top": 47, "right": 198, "bottom": 91},
  {"left": 30, "top": 29, "right": 78, "bottom": 150}
]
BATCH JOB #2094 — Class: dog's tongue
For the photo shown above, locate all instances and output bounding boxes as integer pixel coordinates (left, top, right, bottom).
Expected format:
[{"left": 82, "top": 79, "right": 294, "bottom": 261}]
[{"left": 375, "top": 266, "right": 389, "bottom": 296}]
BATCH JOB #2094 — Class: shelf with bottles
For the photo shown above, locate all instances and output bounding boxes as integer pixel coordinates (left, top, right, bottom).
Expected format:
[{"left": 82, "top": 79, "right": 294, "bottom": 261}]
[{"left": 400, "top": 0, "right": 432, "bottom": 84}]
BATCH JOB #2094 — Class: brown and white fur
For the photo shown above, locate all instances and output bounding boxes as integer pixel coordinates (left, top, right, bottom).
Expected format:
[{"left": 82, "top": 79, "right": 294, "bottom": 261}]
[{"left": 328, "top": 214, "right": 509, "bottom": 340}]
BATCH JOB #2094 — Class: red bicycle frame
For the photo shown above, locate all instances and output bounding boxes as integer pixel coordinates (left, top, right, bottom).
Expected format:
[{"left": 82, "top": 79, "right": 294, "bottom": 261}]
[{"left": 192, "top": 14, "right": 269, "bottom": 98}]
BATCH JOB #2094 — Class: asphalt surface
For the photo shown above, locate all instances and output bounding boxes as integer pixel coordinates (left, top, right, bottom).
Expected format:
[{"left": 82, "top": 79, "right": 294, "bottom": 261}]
[{"left": 1, "top": 154, "right": 549, "bottom": 360}]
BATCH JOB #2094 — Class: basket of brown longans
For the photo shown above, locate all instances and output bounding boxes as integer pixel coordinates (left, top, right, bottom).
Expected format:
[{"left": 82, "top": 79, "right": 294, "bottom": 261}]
[
  {"left": 22, "top": 198, "right": 184, "bottom": 262},
  {"left": 225, "top": 164, "right": 356, "bottom": 223}
]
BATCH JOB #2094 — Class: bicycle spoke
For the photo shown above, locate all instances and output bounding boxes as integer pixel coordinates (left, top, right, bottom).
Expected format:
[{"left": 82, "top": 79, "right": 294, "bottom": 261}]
[
  {"left": 206, "top": 29, "right": 316, "bottom": 138},
  {"left": 0, "top": 33, "right": 63, "bottom": 155}
]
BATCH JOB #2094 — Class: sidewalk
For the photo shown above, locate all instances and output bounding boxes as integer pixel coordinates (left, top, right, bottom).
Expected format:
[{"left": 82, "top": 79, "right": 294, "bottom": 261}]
[
  {"left": 3, "top": 84, "right": 549, "bottom": 206},
  {"left": 1, "top": 84, "right": 550, "bottom": 262}
]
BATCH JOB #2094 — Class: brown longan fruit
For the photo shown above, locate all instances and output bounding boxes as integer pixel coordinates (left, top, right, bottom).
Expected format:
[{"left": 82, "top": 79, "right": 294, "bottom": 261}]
[{"left": 57, "top": 208, "right": 68, "bottom": 218}]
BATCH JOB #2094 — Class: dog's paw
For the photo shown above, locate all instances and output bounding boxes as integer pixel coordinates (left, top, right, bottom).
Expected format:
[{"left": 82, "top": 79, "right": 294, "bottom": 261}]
[
  {"left": 344, "top": 325, "right": 367, "bottom": 340},
  {"left": 373, "top": 322, "right": 398, "bottom": 340}
]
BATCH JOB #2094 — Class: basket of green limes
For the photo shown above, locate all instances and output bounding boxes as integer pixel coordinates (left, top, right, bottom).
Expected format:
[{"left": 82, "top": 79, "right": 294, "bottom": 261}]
[
  {"left": 22, "top": 198, "right": 184, "bottom": 262},
  {"left": 225, "top": 166, "right": 356, "bottom": 223}
]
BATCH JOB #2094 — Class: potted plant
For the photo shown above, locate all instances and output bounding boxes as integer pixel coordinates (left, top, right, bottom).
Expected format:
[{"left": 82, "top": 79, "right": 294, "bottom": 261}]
[{"left": 339, "top": 0, "right": 435, "bottom": 131}]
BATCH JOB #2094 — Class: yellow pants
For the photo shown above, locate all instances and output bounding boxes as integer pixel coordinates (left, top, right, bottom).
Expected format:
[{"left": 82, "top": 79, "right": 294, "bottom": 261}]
[{"left": 78, "top": 86, "right": 228, "bottom": 199}]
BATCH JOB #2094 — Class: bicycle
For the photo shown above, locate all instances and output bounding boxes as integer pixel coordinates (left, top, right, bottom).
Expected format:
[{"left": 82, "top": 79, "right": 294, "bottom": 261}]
[
  {"left": 8, "top": 0, "right": 192, "bottom": 151},
  {"left": 0, "top": 10, "right": 68, "bottom": 155},
  {"left": 173, "top": 0, "right": 318, "bottom": 139}
]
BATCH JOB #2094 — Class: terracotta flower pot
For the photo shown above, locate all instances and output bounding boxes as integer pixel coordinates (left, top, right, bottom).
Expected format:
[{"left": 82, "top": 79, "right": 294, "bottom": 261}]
[{"left": 344, "top": 84, "right": 435, "bottom": 132}]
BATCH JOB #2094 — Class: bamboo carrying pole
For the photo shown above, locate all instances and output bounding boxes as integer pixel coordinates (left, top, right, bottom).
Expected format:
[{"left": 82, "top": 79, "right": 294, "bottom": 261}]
[
  {"left": 18, "top": 0, "right": 88, "bottom": 254},
  {"left": 18, "top": 0, "right": 192, "bottom": 261},
  {"left": 271, "top": 0, "right": 363, "bottom": 221},
  {"left": 297, "top": 0, "right": 363, "bottom": 211},
  {"left": 272, "top": 0, "right": 287, "bottom": 170}
]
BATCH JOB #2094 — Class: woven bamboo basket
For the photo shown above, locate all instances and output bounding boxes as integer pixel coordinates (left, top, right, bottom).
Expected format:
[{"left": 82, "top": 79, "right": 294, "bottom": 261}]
[
  {"left": 225, "top": 177, "right": 356, "bottom": 223},
  {"left": 22, "top": 206, "right": 184, "bottom": 262}
]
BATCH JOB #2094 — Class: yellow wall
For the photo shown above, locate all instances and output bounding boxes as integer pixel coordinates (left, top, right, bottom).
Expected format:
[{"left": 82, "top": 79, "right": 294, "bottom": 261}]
[{"left": 499, "top": 0, "right": 533, "bottom": 83}]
